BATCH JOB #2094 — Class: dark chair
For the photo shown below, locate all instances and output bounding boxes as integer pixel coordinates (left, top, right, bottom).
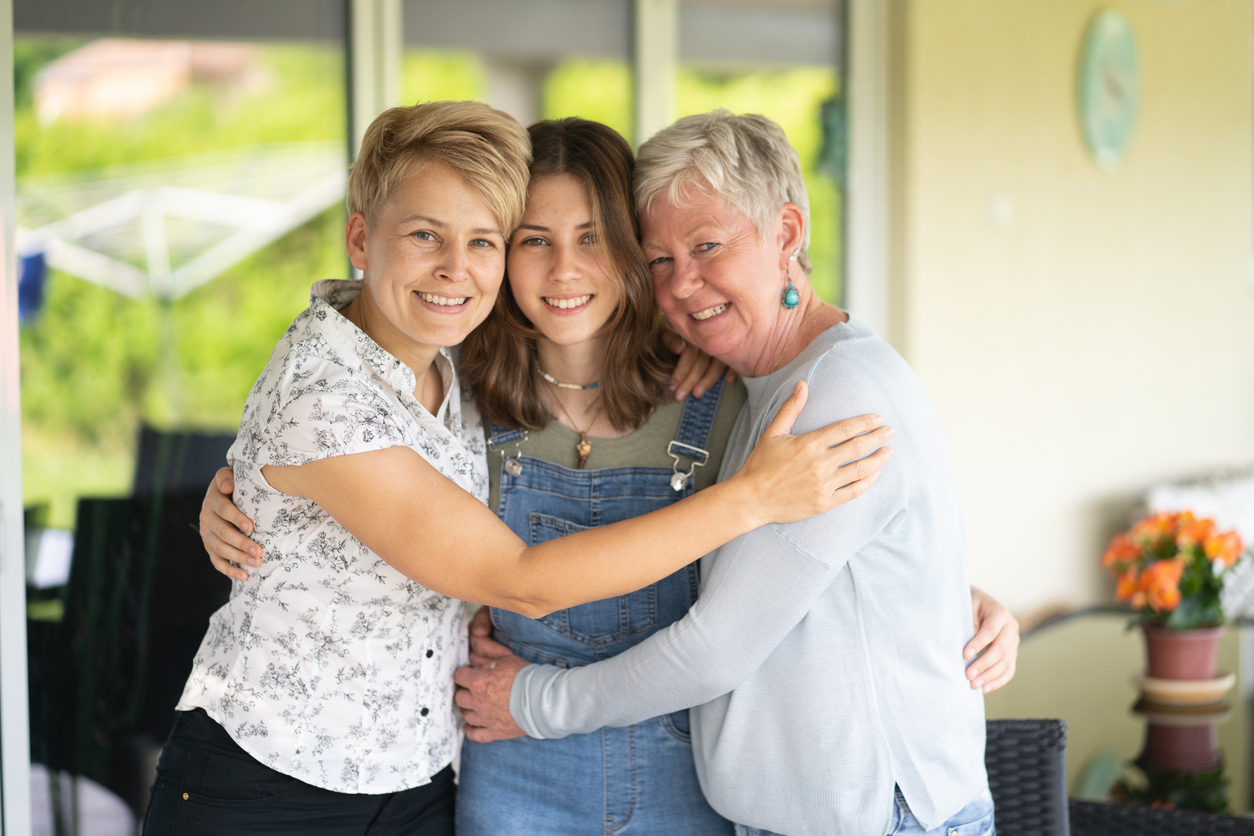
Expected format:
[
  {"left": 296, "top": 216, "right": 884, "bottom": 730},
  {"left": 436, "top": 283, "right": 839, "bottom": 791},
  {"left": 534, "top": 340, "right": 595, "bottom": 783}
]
[
  {"left": 985, "top": 719, "right": 1070, "bottom": 836},
  {"left": 132, "top": 425, "right": 236, "bottom": 497},
  {"left": 27, "top": 490, "right": 232, "bottom": 818},
  {"left": 1069, "top": 798, "right": 1254, "bottom": 835}
]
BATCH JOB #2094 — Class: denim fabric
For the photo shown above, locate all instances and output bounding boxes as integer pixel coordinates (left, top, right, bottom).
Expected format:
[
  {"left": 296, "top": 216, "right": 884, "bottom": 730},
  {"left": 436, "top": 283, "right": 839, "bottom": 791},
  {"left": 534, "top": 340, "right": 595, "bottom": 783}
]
[
  {"left": 458, "top": 381, "right": 733, "bottom": 835},
  {"left": 732, "top": 786, "right": 995, "bottom": 836},
  {"left": 142, "top": 709, "right": 454, "bottom": 835}
]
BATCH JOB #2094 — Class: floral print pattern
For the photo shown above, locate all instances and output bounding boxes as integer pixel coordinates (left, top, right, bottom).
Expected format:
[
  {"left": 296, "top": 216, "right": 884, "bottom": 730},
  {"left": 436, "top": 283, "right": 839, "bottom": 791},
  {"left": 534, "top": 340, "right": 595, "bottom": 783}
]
[{"left": 177, "top": 280, "right": 488, "bottom": 793}]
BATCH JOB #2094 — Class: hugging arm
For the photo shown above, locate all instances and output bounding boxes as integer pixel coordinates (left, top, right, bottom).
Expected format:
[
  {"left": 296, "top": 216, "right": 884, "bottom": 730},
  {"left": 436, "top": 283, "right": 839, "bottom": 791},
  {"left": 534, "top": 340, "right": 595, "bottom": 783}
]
[{"left": 208, "top": 381, "right": 891, "bottom": 617}]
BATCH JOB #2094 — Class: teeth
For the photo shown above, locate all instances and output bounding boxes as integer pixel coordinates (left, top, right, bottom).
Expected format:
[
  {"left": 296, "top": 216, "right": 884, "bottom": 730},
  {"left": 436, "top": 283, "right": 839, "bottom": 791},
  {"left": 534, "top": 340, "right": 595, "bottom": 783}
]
[
  {"left": 543, "top": 295, "right": 592, "bottom": 310},
  {"left": 419, "top": 292, "right": 468, "bottom": 307},
  {"left": 692, "top": 303, "right": 728, "bottom": 321}
]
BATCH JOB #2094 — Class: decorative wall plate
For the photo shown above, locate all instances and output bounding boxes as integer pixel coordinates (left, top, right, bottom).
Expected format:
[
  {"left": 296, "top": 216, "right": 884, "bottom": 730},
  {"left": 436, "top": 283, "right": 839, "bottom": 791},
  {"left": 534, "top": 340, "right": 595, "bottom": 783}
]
[{"left": 1077, "top": 9, "right": 1140, "bottom": 169}]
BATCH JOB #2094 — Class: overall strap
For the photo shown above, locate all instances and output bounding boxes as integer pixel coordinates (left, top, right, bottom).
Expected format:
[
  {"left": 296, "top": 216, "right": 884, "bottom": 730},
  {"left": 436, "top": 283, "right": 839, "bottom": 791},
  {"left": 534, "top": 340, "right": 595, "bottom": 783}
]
[
  {"left": 666, "top": 377, "right": 726, "bottom": 491},
  {"left": 487, "top": 423, "right": 527, "bottom": 448}
]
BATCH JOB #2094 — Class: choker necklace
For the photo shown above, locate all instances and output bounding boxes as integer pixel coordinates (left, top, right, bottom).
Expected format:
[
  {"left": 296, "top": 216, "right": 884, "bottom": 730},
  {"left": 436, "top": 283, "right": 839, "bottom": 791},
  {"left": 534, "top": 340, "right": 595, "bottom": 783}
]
[{"left": 538, "top": 367, "right": 600, "bottom": 390}]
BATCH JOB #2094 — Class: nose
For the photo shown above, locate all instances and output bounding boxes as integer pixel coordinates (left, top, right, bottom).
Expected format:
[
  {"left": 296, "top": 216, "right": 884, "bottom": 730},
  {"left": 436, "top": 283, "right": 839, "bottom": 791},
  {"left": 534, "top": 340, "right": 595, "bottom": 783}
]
[
  {"left": 667, "top": 254, "right": 703, "bottom": 300},
  {"left": 435, "top": 241, "right": 471, "bottom": 283},
  {"left": 550, "top": 242, "right": 582, "bottom": 283}
]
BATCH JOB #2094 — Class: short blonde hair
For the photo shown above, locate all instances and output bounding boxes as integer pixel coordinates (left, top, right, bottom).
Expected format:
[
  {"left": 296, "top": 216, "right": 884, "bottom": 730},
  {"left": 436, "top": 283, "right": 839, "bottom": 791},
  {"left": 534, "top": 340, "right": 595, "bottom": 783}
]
[
  {"left": 635, "top": 110, "right": 812, "bottom": 273},
  {"left": 347, "top": 100, "right": 532, "bottom": 234}
]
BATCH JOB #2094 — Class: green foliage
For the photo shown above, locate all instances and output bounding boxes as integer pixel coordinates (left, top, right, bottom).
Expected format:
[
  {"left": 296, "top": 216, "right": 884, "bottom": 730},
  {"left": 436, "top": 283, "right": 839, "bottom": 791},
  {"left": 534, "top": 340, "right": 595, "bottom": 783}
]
[
  {"left": 1114, "top": 762, "right": 1229, "bottom": 814},
  {"left": 402, "top": 51, "right": 485, "bottom": 105},
  {"left": 18, "top": 41, "right": 349, "bottom": 526},
  {"left": 676, "top": 67, "right": 843, "bottom": 304},
  {"left": 1163, "top": 549, "right": 1226, "bottom": 630},
  {"left": 544, "top": 61, "right": 633, "bottom": 143}
]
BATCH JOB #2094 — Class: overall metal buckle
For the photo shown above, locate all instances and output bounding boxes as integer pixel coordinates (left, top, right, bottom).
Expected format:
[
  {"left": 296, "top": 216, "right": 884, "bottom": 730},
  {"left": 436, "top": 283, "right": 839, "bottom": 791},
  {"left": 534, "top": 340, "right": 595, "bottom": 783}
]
[
  {"left": 667, "top": 440, "right": 709, "bottom": 491},
  {"left": 489, "top": 431, "right": 528, "bottom": 477}
]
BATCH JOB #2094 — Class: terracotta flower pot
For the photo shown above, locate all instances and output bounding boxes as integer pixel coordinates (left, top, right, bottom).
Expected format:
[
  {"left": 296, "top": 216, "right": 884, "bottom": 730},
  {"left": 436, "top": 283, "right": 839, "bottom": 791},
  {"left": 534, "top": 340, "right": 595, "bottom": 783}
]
[
  {"left": 1143, "top": 624, "right": 1224, "bottom": 681},
  {"left": 1138, "top": 721, "right": 1223, "bottom": 773}
]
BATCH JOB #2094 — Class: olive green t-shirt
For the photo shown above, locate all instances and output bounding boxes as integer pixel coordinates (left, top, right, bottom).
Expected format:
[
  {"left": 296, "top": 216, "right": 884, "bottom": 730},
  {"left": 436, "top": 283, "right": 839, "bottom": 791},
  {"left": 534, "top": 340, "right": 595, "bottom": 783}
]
[{"left": 486, "top": 379, "right": 749, "bottom": 513}]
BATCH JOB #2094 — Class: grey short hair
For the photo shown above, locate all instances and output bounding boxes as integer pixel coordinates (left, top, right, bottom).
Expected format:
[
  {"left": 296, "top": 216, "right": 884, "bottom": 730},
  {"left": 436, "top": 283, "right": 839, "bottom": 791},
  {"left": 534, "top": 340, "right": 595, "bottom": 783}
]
[{"left": 635, "top": 110, "right": 812, "bottom": 273}]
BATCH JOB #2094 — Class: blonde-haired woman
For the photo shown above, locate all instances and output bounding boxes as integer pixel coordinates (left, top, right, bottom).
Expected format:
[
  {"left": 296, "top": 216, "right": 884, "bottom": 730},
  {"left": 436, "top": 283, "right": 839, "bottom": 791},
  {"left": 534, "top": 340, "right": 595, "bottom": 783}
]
[{"left": 143, "top": 101, "right": 891, "bottom": 836}]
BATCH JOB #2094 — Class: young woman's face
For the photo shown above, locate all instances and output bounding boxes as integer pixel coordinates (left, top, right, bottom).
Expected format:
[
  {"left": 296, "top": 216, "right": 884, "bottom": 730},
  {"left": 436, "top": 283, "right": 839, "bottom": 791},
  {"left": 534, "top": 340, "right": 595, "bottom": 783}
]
[
  {"left": 506, "top": 174, "right": 622, "bottom": 348},
  {"left": 347, "top": 163, "right": 506, "bottom": 352}
]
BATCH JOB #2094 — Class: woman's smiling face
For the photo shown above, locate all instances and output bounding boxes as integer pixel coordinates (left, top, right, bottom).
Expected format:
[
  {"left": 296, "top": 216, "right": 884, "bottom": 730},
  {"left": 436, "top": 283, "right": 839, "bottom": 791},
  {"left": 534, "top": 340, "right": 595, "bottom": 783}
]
[
  {"left": 641, "top": 187, "right": 790, "bottom": 377},
  {"left": 347, "top": 162, "right": 506, "bottom": 353},
  {"left": 506, "top": 173, "right": 622, "bottom": 347}
]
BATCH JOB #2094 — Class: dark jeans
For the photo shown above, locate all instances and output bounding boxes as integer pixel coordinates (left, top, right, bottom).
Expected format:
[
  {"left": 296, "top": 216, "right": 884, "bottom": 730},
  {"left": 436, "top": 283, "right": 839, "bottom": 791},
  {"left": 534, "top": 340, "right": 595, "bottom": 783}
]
[{"left": 142, "top": 709, "right": 455, "bottom": 835}]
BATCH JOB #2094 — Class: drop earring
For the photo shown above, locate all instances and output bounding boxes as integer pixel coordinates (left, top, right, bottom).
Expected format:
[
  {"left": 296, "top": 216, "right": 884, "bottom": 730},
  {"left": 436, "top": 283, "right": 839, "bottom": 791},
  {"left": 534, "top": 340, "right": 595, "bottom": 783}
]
[{"left": 781, "top": 249, "right": 800, "bottom": 309}]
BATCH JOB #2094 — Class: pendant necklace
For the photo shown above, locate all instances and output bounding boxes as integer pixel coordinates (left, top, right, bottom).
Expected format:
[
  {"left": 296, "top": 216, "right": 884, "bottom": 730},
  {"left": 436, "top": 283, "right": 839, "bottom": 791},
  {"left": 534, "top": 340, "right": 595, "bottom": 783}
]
[{"left": 551, "top": 396, "right": 603, "bottom": 470}]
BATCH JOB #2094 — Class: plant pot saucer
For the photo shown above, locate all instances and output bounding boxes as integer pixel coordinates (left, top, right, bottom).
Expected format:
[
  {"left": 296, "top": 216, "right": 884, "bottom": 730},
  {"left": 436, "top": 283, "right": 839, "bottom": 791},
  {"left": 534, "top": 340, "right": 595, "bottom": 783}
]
[
  {"left": 1132, "top": 670, "right": 1236, "bottom": 707},
  {"left": 1132, "top": 696, "right": 1232, "bottom": 725}
]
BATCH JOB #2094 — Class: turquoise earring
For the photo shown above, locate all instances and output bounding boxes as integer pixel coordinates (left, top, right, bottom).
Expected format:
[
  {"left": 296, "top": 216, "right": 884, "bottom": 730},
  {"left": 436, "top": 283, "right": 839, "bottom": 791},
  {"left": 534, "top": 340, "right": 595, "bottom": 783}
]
[{"left": 781, "top": 249, "right": 800, "bottom": 309}]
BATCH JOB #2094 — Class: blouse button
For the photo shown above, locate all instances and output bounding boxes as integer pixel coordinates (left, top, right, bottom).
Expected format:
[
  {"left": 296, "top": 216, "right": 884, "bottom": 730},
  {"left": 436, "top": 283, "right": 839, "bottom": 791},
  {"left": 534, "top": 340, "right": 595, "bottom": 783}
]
[
  {"left": 426, "top": 649, "right": 434, "bottom": 658},
  {"left": 421, "top": 707, "right": 429, "bottom": 717}
]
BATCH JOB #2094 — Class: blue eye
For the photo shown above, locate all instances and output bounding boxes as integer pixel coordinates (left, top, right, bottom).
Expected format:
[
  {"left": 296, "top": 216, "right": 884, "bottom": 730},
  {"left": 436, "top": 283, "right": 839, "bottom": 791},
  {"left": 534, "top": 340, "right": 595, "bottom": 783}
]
[
  {"left": 412, "top": 230, "right": 436, "bottom": 242},
  {"left": 471, "top": 238, "right": 496, "bottom": 249},
  {"left": 648, "top": 256, "right": 672, "bottom": 268},
  {"left": 694, "top": 242, "right": 718, "bottom": 254}
]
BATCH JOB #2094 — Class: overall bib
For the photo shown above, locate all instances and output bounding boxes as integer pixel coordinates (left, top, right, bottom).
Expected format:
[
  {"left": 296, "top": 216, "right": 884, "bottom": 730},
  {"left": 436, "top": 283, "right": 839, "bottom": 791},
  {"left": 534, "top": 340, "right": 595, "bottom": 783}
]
[{"left": 457, "top": 380, "right": 734, "bottom": 836}]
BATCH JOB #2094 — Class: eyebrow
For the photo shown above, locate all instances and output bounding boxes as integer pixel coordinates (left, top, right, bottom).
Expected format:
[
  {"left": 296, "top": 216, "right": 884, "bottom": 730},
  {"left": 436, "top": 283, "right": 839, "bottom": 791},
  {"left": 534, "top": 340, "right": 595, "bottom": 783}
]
[
  {"left": 401, "top": 214, "right": 503, "bottom": 236},
  {"left": 516, "top": 221, "right": 596, "bottom": 233}
]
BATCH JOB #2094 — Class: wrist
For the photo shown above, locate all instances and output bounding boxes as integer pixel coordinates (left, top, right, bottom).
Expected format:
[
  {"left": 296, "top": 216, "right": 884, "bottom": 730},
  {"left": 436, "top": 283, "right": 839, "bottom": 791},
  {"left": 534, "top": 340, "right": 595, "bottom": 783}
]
[{"left": 716, "top": 474, "right": 769, "bottom": 531}]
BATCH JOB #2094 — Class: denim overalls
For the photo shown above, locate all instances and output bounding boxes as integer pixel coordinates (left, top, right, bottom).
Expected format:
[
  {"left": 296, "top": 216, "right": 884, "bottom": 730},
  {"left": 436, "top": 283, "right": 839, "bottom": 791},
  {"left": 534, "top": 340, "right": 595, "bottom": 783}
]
[{"left": 457, "top": 380, "right": 734, "bottom": 836}]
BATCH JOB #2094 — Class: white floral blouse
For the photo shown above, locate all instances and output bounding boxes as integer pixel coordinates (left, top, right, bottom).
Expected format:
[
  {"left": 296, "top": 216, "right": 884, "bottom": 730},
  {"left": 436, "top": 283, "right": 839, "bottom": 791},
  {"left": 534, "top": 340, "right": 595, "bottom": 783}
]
[{"left": 176, "top": 279, "right": 488, "bottom": 794}]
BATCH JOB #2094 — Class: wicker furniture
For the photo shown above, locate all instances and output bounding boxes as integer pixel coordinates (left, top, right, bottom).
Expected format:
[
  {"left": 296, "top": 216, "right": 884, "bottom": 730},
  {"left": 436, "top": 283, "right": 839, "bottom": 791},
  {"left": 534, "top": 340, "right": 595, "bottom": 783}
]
[
  {"left": 986, "top": 719, "right": 1070, "bottom": 836},
  {"left": 1069, "top": 798, "right": 1254, "bottom": 835}
]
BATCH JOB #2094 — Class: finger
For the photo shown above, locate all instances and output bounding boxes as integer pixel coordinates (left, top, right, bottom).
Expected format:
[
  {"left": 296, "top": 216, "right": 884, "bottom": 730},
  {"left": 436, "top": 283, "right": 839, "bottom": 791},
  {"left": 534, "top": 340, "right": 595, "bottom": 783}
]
[
  {"left": 670, "top": 346, "right": 699, "bottom": 398},
  {"left": 209, "top": 491, "right": 256, "bottom": 536},
  {"left": 464, "top": 725, "right": 505, "bottom": 744},
  {"left": 724, "top": 367, "right": 737, "bottom": 384},
  {"left": 208, "top": 517, "right": 263, "bottom": 565},
  {"left": 215, "top": 466, "right": 235, "bottom": 494},
  {"left": 763, "top": 381, "right": 809, "bottom": 437},
  {"left": 966, "top": 642, "right": 1004, "bottom": 681},
  {"left": 964, "top": 616, "right": 1004, "bottom": 661},
  {"left": 469, "top": 606, "right": 493, "bottom": 636},
  {"left": 662, "top": 330, "right": 685, "bottom": 355},
  {"left": 831, "top": 446, "right": 893, "bottom": 489},
  {"left": 675, "top": 354, "right": 714, "bottom": 401},
  {"left": 692, "top": 358, "right": 726, "bottom": 399},
  {"left": 827, "top": 470, "right": 881, "bottom": 508},
  {"left": 829, "top": 426, "right": 894, "bottom": 465},
  {"left": 969, "top": 655, "right": 1012, "bottom": 690},
  {"left": 453, "top": 666, "right": 479, "bottom": 689},
  {"left": 810, "top": 415, "right": 889, "bottom": 450},
  {"left": 982, "top": 664, "right": 1017, "bottom": 694},
  {"left": 469, "top": 634, "right": 513, "bottom": 659},
  {"left": 208, "top": 550, "right": 248, "bottom": 583}
]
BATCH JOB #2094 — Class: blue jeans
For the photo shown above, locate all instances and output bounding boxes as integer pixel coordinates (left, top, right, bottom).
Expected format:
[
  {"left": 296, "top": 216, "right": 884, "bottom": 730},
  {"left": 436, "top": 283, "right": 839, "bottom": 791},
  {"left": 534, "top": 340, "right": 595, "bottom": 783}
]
[{"left": 734, "top": 786, "right": 995, "bottom": 836}]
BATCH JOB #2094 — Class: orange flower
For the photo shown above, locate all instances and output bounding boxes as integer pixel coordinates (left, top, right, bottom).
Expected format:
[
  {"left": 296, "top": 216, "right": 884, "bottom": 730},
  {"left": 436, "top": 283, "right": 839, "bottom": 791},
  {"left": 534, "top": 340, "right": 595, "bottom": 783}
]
[
  {"left": 1102, "top": 533, "right": 1141, "bottom": 570},
  {"left": 1139, "top": 559, "right": 1185, "bottom": 613},
  {"left": 1204, "top": 531, "right": 1245, "bottom": 570},
  {"left": 1131, "top": 512, "right": 1178, "bottom": 541},
  {"left": 1176, "top": 514, "right": 1216, "bottom": 548},
  {"left": 1115, "top": 568, "right": 1140, "bottom": 601}
]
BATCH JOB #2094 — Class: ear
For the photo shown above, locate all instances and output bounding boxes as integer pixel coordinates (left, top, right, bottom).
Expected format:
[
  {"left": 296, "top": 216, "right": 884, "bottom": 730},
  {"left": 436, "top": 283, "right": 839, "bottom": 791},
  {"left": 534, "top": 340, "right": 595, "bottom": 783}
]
[
  {"left": 345, "top": 212, "right": 370, "bottom": 272},
  {"left": 776, "top": 203, "right": 805, "bottom": 268}
]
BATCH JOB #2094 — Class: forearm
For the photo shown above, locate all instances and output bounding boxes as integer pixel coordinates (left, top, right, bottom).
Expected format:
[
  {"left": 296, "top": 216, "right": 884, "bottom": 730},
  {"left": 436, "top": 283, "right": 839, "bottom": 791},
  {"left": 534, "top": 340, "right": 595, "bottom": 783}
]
[
  {"left": 497, "top": 478, "right": 767, "bottom": 616},
  {"left": 511, "top": 531, "right": 839, "bottom": 738}
]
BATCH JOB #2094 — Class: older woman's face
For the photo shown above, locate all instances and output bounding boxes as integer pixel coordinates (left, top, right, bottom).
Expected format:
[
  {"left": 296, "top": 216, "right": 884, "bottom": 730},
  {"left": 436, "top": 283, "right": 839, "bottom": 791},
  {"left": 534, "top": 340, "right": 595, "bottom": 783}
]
[{"left": 642, "top": 189, "right": 789, "bottom": 376}]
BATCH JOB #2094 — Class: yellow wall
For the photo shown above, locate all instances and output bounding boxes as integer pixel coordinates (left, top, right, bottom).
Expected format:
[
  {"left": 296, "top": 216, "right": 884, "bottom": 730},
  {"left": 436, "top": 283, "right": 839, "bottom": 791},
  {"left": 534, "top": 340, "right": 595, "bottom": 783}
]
[{"left": 892, "top": 0, "right": 1254, "bottom": 613}]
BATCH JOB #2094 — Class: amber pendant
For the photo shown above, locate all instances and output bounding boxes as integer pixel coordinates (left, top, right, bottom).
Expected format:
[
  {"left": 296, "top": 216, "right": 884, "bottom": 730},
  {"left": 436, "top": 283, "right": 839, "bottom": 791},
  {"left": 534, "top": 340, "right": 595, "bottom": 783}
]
[{"left": 576, "top": 432, "right": 592, "bottom": 469}]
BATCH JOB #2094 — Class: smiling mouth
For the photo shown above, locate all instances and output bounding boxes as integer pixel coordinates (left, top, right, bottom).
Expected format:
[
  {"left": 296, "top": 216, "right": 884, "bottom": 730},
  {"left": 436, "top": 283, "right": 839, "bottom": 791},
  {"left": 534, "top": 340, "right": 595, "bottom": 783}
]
[
  {"left": 691, "top": 303, "right": 729, "bottom": 321},
  {"left": 543, "top": 295, "right": 593, "bottom": 310},
  {"left": 418, "top": 292, "right": 469, "bottom": 307}
]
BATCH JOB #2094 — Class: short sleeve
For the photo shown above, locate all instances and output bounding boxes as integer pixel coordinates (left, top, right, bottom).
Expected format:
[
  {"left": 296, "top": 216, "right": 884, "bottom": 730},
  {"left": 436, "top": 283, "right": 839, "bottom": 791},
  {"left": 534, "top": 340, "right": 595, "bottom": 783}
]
[{"left": 258, "top": 352, "right": 412, "bottom": 467}]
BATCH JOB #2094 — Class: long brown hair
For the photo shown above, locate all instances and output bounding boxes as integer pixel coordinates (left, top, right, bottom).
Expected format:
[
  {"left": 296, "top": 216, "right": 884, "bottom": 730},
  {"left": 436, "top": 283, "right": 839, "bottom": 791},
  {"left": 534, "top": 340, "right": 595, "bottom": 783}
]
[{"left": 460, "top": 118, "right": 673, "bottom": 432}]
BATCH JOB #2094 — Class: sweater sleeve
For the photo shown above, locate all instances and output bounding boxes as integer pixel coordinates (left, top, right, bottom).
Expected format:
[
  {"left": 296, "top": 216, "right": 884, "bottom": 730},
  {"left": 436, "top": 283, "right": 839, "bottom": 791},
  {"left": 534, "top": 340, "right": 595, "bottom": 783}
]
[{"left": 510, "top": 353, "right": 908, "bottom": 738}]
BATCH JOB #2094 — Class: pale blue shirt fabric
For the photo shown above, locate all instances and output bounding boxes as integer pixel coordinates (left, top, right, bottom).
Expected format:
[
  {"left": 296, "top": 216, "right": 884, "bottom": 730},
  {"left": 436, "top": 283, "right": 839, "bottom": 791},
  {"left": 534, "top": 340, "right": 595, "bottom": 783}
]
[{"left": 510, "top": 317, "right": 988, "bottom": 836}]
